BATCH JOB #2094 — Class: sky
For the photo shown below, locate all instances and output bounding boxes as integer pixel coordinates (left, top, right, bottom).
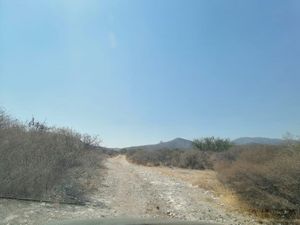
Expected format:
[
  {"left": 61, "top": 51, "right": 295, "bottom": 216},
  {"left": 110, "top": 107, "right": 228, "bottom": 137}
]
[{"left": 0, "top": 0, "right": 300, "bottom": 148}]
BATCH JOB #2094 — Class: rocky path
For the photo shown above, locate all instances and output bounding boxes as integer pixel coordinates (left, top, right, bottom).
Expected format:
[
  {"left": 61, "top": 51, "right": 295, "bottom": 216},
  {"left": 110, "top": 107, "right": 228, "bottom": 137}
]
[
  {"left": 98, "top": 156, "right": 262, "bottom": 225},
  {"left": 0, "top": 155, "right": 266, "bottom": 225}
]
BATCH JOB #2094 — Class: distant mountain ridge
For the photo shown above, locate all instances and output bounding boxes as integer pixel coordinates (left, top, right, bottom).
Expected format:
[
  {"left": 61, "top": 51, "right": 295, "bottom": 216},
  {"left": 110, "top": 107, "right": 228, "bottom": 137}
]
[
  {"left": 122, "top": 137, "right": 284, "bottom": 151},
  {"left": 232, "top": 137, "right": 283, "bottom": 145}
]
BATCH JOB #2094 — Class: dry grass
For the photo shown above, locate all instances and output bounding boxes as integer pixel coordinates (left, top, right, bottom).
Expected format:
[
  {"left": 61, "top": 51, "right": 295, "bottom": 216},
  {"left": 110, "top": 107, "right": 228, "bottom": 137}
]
[
  {"left": 156, "top": 167, "right": 219, "bottom": 190},
  {"left": 215, "top": 144, "right": 300, "bottom": 220},
  {"left": 154, "top": 166, "right": 244, "bottom": 207}
]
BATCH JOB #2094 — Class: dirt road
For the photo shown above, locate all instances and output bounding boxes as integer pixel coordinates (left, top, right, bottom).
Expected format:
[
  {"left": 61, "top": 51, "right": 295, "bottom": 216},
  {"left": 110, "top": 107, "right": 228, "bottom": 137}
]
[{"left": 0, "top": 155, "right": 265, "bottom": 225}]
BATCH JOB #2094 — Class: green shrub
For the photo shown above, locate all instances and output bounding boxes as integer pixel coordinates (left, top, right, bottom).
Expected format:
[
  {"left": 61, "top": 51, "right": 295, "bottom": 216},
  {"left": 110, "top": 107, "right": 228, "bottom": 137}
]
[{"left": 193, "top": 136, "right": 232, "bottom": 152}]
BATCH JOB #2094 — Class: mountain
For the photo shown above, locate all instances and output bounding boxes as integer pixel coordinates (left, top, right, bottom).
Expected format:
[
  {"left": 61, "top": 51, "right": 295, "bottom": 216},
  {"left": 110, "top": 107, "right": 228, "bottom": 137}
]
[
  {"left": 123, "top": 138, "right": 193, "bottom": 151},
  {"left": 233, "top": 137, "right": 283, "bottom": 145}
]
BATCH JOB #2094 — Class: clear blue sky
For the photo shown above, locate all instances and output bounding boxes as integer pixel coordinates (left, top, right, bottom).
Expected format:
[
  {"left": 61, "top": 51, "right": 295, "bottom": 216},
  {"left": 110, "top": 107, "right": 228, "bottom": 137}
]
[{"left": 0, "top": 0, "right": 299, "bottom": 147}]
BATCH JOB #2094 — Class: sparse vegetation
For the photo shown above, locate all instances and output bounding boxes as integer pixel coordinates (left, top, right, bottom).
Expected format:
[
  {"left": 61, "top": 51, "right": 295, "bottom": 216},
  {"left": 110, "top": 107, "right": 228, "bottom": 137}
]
[
  {"left": 0, "top": 109, "right": 107, "bottom": 204},
  {"left": 214, "top": 144, "right": 300, "bottom": 219},
  {"left": 126, "top": 148, "right": 213, "bottom": 169},
  {"left": 193, "top": 137, "right": 232, "bottom": 152},
  {"left": 126, "top": 136, "right": 232, "bottom": 169}
]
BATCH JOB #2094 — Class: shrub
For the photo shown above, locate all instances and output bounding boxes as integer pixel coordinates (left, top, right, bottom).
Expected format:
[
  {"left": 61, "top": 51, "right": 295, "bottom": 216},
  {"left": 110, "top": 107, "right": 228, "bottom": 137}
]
[
  {"left": 0, "top": 109, "right": 105, "bottom": 203},
  {"left": 126, "top": 148, "right": 213, "bottom": 170},
  {"left": 193, "top": 136, "right": 232, "bottom": 152}
]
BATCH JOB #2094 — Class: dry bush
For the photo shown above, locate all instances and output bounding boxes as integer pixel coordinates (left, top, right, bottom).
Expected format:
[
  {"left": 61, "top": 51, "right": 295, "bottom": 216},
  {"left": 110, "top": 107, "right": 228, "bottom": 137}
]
[
  {"left": 214, "top": 144, "right": 300, "bottom": 219},
  {"left": 0, "top": 110, "right": 105, "bottom": 204},
  {"left": 126, "top": 148, "right": 213, "bottom": 169}
]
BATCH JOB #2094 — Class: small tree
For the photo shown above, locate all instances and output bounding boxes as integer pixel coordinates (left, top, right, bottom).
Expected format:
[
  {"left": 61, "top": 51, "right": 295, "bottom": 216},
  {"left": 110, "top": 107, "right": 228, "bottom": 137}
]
[
  {"left": 193, "top": 136, "right": 232, "bottom": 152},
  {"left": 28, "top": 117, "right": 48, "bottom": 131},
  {"left": 82, "top": 134, "right": 102, "bottom": 148}
]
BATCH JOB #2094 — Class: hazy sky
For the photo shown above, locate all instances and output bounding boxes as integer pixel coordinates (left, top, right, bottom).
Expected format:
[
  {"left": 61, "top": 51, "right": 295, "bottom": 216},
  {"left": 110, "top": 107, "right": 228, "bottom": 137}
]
[{"left": 1, "top": 0, "right": 300, "bottom": 147}]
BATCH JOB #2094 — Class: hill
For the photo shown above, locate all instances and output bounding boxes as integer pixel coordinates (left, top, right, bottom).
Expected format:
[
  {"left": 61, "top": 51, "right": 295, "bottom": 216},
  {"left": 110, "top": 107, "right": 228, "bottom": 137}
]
[
  {"left": 123, "top": 138, "right": 193, "bottom": 151},
  {"left": 233, "top": 137, "right": 283, "bottom": 145}
]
